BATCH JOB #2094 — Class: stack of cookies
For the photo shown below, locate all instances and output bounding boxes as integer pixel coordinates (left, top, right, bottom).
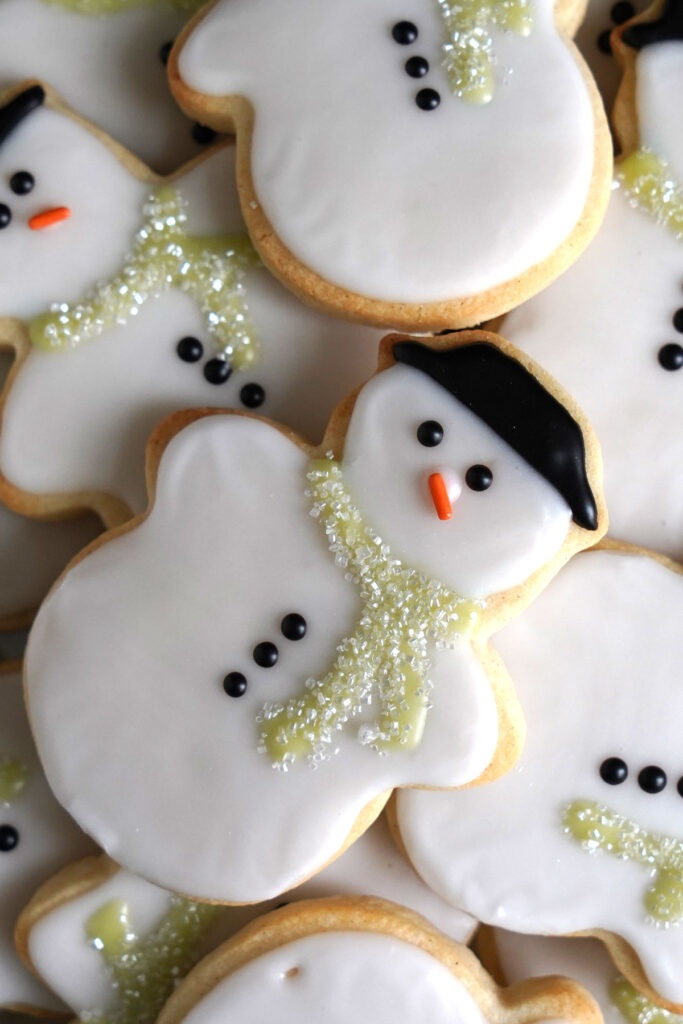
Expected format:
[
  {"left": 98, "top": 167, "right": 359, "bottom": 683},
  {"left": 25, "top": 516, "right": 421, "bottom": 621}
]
[{"left": 0, "top": 1, "right": 681, "bottom": 1022}]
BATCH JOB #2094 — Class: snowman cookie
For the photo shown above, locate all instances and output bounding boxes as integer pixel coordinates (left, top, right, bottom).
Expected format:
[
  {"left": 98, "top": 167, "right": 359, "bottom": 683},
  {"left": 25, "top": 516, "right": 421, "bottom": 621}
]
[
  {"left": 397, "top": 547, "right": 683, "bottom": 1012},
  {"left": 25, "top": 330, "right": 604, "bottom": 904},
  {"left": 16, "top": 816, "right": 476, "bottom": 1024},
  {"left": 0, "top": 660, "right": 96, "bottom": 1014},
  {"left": 154, "top": 898, "right": 601, "bottom": 1024},
  {"left": 0, "top": 0, "right": 216, "bottom": 173},
  {"left": 169, "top": 0, "right": 612, "bottom": 330},
  {"left": 499, "top": 7, "right": 683, "bottom": 558},
  {"left": 479, "top": 927, "right": 683, "bottom": 1024},
  {"left": 0, "top": 83, "right": 381, "bottom": 527}
]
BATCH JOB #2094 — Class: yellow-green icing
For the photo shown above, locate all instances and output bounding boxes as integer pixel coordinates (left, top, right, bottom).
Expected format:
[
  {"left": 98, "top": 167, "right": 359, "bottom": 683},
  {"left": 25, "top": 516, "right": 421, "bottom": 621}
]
[
  {"left": 43, "top": 0, "right": 205, "bottom": 14},
  {"left": 259, "top": 457, "right": 483, "bottom": 768},
  {"left": 0, "top": 757, "right": 28, "bottom": 803},
  {"left": 610, "top": 975, "right": 683, "bottom": 1024},
  {"left": 617, "top": 149, "right": 683, "bottom": 241},
  {"left": 83, "top": 896, "right": 219, "bottom": 1024},
  {"left": 436, "top": 0, "right": 533, "bottom": 105},
  {"left": 564, "top": 800, "right": 683, "bottom": 924},
  {"left": 29, "top": 188, "right": 260, "bottom": 370}
]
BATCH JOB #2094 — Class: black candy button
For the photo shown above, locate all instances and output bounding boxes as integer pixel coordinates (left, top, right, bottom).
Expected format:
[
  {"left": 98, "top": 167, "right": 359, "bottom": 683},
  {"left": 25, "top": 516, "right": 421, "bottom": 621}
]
[
  {"left": 465, "top": 465, "right": 493, "bottom": 491},
  {"left": 223, "top": 671, "right": 247, "bottom": 698},
  {"left": 417, "top": 420, "right": 444, "bottom": 447},
  {"left": 599, "top": 756, "right": 628, "bottom": 785},
  {"left": 611, "top": 0, "right": 635, "bottom": 24},
  {"left": 204, "top": 358, "right": 232, "bottom": 385},
  {"left": 10, "top": 170, "right": 34, "bottom": 195},
  {"left": 405, "top": 56, "right": 429, "bottom": 78},
  {"left": 192, "top": 123, "right": 217, "bottom": 145},
  {"left": 638, "top": 765, "right": 667, "bottom": 793},
  {"left": 253, "top": 641, "right": 278, "bottom": 668},
  {"left": 416, "top": 88, "right": 441, "bottom": 111},
  {"left": 673, "top": 307, "right": 683, "bottom": 333},
  {"left": 392, "top": 20, "right": 418, "bottom": 44},
  {"left": 658, "top": 343, "right": 683, "bottom": 371},
  {"left": 240, "top": 383, "right": 265, "bottom": 409},
  {"left": 177, "top": 336, "right": 203, "bottom": 363},
  {"left": 281, "top": 613, "right": 307, "bottom": 641},
  {"left": 677, "top": 776, "right": 683, "bottom": 797},
  {"left": 0, "top": 204, "right": 11, "bottom": 228},
  {"left": 0, "top": 824, "right": 18, "bottom": 851}
]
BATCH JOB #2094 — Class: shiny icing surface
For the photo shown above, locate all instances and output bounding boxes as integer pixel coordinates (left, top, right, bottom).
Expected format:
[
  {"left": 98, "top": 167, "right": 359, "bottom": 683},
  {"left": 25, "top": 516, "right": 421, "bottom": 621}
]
[
  {"left": 0, "top": 109, "right": 381, "bottom": 516},
  {"left": 637, "top": 42, "right": 683, "bottom": 183},
  {"left": 178, "top": 0, "right": 596, "bottom": 303},
  {"left": 176, "top": 932, "right": 491, "bottom": 1024},
  {"left": 0, "top": 667, "right": 95, "bottom": 1012},
  {"left": 28, "top": 816, "right": 476, "bottom": 1019},
  {"left": 501, "top": 185, "right": 683, "bottom": 558},
  {"left": 398, "top": 550, "right": 683, "bottom": 1005},
  {"left": 0, "top": 0, "right": 208, "bottom": 172}
]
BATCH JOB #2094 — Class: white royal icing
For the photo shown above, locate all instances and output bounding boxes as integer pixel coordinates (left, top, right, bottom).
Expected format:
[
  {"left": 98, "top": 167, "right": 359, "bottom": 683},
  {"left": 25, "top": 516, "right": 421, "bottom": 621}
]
[
  {"left": 25, "top": 359, "right": 576, "bottom": 902},
  {"left": 397, "top": 549, "right": 683, "bottom": 1006},
  {"left": 0, "top": 666, "right": 95, "bottom": 1013},
  {"left": 177, "top": 0, "right": 597, "bottom": 304},
  {"left": 636, "top": 40, "right": 683, "bottom": 184},
  {"left": 0, "top": 104, "right": 381, "bottom": 518},
  {"left": 172, "top": 932, "right": 491, "bottom": 1024},
  {"left": 0, "top": 0, "right": 208, "bottom": 172},
  {"left": 27, "top": 816, "right": 477, "bottom": 1020}
]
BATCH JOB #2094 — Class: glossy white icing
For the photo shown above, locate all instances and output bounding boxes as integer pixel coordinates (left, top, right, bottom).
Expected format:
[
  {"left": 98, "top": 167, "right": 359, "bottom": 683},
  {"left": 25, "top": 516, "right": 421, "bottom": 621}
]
[
  {"left": 178, "top": 0, "right": 597, "bottom": 303},
  {"left": 398, "top": 550, "right": 683, "bottom": 1006},
  {"left": 0, "top": 0, "right": 208, "bottom": 172},
  {"left": 0, "top": 107, "right": 381, "bottom": 518},
  {"left": 27, "top": 816, "right": 477, "bottom": 1019},
  {"left": 26, "top": 352, "right": 579, "bottom": 903},
  {"left": 0, "top": 666, "right": 95, "bottom": 1013},
  {"left": 636, "top": 41, "right": 683, "bottom": 183}
]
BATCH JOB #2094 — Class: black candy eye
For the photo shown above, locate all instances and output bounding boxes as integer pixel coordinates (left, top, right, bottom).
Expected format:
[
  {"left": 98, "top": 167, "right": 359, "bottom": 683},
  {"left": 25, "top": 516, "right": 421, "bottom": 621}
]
[
  {"left": 176, "top": 336, "right": 203, "bottom": 363},
  {"left": 673, "top": 308, "right": 683, "bottom": 333},
  {"left": 465, "top": 465, "right": 493, "bottom": 491},
  {"left": 416, "top": 88, "right": 441, "bottom": 111},
  {"left": 204, "top": 358, "right": 232, "bottom": 385},
  {"left": 253, "top": 642, "right": 278, "bottom": 668},
  {"left": 611, "top": 0, "right": 635, "bottom": 24},
  {"left": 223, "top": 671, "right": 247, "bottom": 698},
  {"left": 392, "top": 20, "right": 418, "bottom": 44},
  {"left": 240, "top": 383, "right": 265, "bottom": 409},
  {"left": 405, "top": 56, "right": 429, "bottom": 77},
  {"left": 677, "top": 777, "right": 683, "bottom": 797},
  {"left": 0, "top": 204, "right": 11, "bottom": 229},
  {"left": 417, "top": 420, "right": 443, "bottom": 447},
  {"left": 192, "top": 123, "right": 216, "bottom": 146},
  {"left": 599, "top": 756, "right": 628, "bottom": 785},
  {"left": 0, "top": 824, "right": 19, "bottom": 851},
  {"left": 281, "top": 613, "right": 306, "bottom": 641},
  {"left": 638, "top": 765, "right": 667, "bottom": 793},
  {"left": 658, "top": 343, "right": 683, "bottom": 371},
  {"left": 10, "top": 170, "right": 34, "bottom": 195}
]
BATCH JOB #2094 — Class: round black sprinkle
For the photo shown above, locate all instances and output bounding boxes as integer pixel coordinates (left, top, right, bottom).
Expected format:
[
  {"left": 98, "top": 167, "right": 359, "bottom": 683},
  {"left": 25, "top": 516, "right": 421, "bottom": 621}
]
[
  {"left": 204, "top": 358, "right": 232, "bottom": 385},
  {"left": 0, "top": 824, "right": 18, "bottom": 852},
  {"left": 240, "top": 382, "right": 265, "bottom": 409},
  {"left": 159, "top": 40, "right": 173, "bottom": 65},
  {"left": 392, "top": 20, "right": 418, "bottom": 44},
  {"left": 253, "top": 641, "right": 278, "bottom": 668},
  {"left": 678, "top": 777, "right": 683, "bottom": 798},
  {"left": 599, "top": 756, "right": 628, "bottom": 785},
  {"left": 465, "top": 464, "right": 493, "bottom": 492},
  {"left": 417, "top": 420, "right": 444, "bottom": 447},
  {"left": 405, "top": 55, "right": 429, "bottom": 78},
  {"left": 10, "top": 170, "right": 34, "bottom": 195},
  {"left": 597, "top": 28, "right": 612, "bottom": 54},
  {"left": 638, "top": 765, "right": 667, "bottom": 793},
  {"left": 176, "top": 336, "right": 203, "bottom": 363},
  {"left": 0, "top": 204, "right": 11, "bottom": 229},
  {"left": 658, "top": 343, "right": 683, "bottom": 371},
  {"left": 281, "top": 613, "right": 307, "bottom": 641},
  {"left": 673, "top": 308, "right": 683, "bottom": 333},
  {"left": 192, "top": 123, "right": 217, "bottom": 146},
  {"left": 223, "top": 671, "right": 247, "bottom": 698},
  {"left": 611, "top": 0, "right": 635, "bottom": 24},
  {"left": 416, "top": 88, "right": 441, "bottom": 111}
]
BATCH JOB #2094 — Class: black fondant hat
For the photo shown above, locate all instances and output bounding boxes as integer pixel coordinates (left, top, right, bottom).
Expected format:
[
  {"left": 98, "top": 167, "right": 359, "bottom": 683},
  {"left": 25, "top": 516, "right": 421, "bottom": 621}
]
[
  {"left": 394, "top": 339, "right": 598, "bottom": 531},
  {"left": 0, "top": 85, "right": 45, "bottom": 148}
]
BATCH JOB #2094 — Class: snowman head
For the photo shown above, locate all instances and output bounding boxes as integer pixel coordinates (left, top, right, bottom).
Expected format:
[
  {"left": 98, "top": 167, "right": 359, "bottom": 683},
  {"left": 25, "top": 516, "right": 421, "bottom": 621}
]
[
  {"left": 339, "top": 336, "right": 601, "bottom": 600},
  {"left": 0, "top": 83, "right": 145, "bottom": 320}
]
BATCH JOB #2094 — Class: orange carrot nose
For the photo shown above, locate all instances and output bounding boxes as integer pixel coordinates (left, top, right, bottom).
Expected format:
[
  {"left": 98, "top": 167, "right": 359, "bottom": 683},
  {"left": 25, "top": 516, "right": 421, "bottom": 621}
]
[
  {"left": 28, "top": 206, "right": 71, "bottom": 231},
  {"left": 428, "top": 472, "right": 453, "bottom": 521}
]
